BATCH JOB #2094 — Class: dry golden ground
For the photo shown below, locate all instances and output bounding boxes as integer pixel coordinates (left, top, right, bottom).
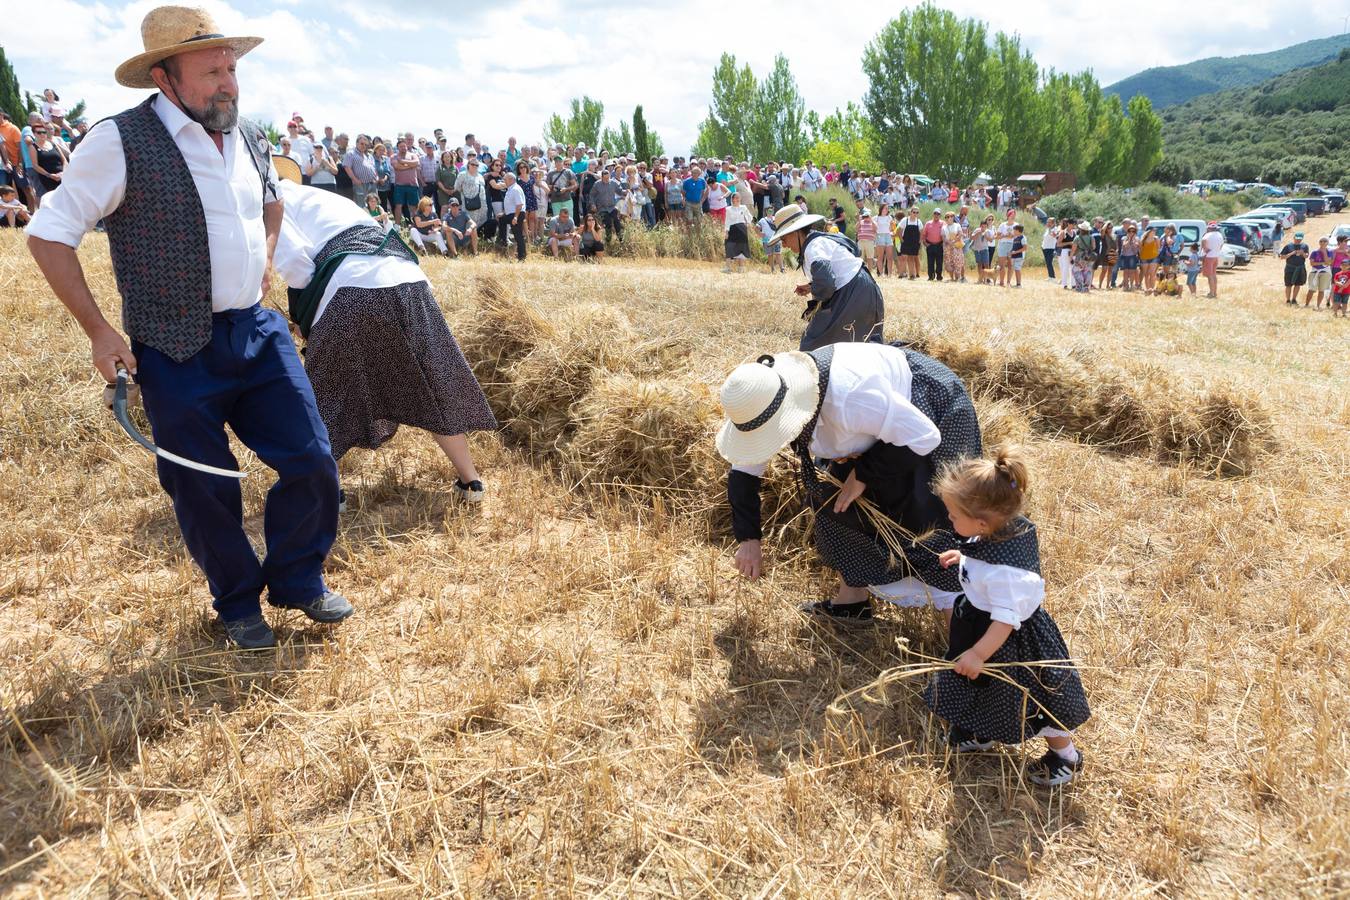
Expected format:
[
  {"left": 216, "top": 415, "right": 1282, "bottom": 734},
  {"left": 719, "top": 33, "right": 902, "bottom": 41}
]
[{"left": 1, "top": 218, "right": 1347, "bottom": 897}]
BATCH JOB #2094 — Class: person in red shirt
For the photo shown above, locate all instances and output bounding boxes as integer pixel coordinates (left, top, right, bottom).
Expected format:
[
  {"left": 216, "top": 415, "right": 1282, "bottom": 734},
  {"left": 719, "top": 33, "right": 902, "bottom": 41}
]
[
  {"left": 923, "top": 210, "right": 946, "bottom": 280},
  {"left": 1333, "top": 257, "right": 1350, "bottom": 318}
]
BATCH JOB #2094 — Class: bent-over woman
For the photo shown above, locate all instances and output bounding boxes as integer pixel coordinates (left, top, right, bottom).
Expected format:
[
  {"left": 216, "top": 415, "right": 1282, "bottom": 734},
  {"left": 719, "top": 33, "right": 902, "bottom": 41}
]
[
  {"left": 766, "top": 203, "right": 884, "bottom": 351},
  {"left": 273, "top": 173, "right": 497, "bottom": 504},
  {"left": 718, "top": 341, "right": 982, "bottom": 623}
]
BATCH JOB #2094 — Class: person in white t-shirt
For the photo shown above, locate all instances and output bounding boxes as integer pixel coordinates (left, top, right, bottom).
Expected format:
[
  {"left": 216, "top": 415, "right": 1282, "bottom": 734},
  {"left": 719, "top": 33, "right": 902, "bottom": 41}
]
[{"left": 1199, "top": 221, "right": 1225, "bottom": 298}]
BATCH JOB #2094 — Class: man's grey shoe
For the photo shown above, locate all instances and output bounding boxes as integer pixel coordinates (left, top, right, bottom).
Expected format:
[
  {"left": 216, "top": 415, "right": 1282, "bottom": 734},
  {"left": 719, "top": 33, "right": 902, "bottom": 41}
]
[
  {"left": 224, "top": 614, "right": 276, "bottom": 650},
  {"left": 278, "top": 591, "right": 354, "bottom": 623}
]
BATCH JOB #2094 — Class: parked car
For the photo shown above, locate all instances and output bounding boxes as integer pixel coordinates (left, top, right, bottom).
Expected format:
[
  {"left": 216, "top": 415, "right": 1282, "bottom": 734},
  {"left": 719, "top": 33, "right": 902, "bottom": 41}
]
[
  {"left": 1225, "top": 242, "right": 1251, "bottom": 265},
  {"left": 1240, "top": 208, "right": 1296, "bottom": 231},
  {"left": 1258, "top": 203, "right": 1305, "bottom": 224},
  {"left": 1229, "top": 220, "right": 1273, "bottom": 251},
  {"left": 1245, "top": 182, "right": 1286, "bottom": 197},
  {"left": 1295, "top": 196, "right": 1328, "bottom": 215},
  {"left": 1317, "top": 190, "right": 1346, "bottom": 212},
  {"left": 1216, "top": 221, "right": 1256, "bottom": 252}
]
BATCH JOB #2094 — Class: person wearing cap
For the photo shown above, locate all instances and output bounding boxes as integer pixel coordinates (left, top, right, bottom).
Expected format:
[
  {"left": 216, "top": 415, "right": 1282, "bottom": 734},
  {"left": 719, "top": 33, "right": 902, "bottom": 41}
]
[
  {"left": 272, "top": 170, "right": 496, "bottom": 511},
  {"left": 766, "top": 203, "right": 885, "bottom": 351},
  {"left": 1200, "top": 221, "right": 1225, "bottom": 298},
  {"left": 439, "top": 196, "right": 476, "bottom": 255},
  {"left": 26, "top": 5, "right": 350, "bottom": 649},
  {"left": 1279, "top": 230, "right": 1310, "bottom": 306},
  {"left": 717, "top": 341, "right": 982, "bottom": 623}
]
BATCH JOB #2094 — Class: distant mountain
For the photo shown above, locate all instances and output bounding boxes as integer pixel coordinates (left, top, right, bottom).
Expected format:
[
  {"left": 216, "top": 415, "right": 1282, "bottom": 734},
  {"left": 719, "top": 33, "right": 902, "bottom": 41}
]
[
  {"left": 1158, "top": 52, "right": 1350, "bottom": 187},
  {"left": 1106, "top": 34, "right": 1350, "bottom": 109}
]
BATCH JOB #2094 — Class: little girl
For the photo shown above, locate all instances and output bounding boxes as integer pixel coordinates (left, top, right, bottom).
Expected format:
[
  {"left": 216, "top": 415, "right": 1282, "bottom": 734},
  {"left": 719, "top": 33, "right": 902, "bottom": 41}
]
[
  {"left": 1184, "top": 246, "right": 1202, "bottom": 296},
  {"left": 923, "top": 447, "right": 1091, "bottom": 786}
]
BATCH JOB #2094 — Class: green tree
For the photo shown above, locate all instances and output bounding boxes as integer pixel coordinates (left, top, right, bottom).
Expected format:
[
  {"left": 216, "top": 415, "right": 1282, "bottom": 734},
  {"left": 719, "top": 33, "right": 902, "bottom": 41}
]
[
  {"left": 600, "top": 120, "right": 634, "bottom": 154},
  {"left": 0, "top": 46, "right": 24, "bottom": 123},
  {"left": 67, "top": 99, "right": 86, "bottom": 123},
  {"left": 751, "top": 54, "right": 807, "bottom": 163},
  {"left": 1083, "top": 94, "right": 1131, "bottom": 185},
  {"left": 861, "top": 3, "right": 1004, "bottom": 180},
  {"left": 543, "top": 96, "right": 604, "bottom": 148},
  {"left": 633, "top": 105, "right": 651, "bottom": 160},
  {"left": 700, "top": 53, "right": 757, "bottom": 159},
  {"left": 989, "top": 33, "right": 1046, "bottom": 178},
  {"left": 1124, "top": 94, "right": 1164, "bottom": 185}
]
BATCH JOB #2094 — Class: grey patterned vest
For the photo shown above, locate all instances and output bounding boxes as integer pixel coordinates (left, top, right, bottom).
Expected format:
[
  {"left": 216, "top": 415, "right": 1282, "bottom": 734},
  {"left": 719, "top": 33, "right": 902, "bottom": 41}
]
[{"left": 103, "top": 94, "right": 271, "bottom": 362}]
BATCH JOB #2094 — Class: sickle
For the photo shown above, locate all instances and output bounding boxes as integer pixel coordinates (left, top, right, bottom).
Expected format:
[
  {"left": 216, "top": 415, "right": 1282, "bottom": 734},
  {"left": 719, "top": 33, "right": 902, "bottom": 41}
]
[{"left": 110, "top": 368, "right": 246, "bottom": 480}]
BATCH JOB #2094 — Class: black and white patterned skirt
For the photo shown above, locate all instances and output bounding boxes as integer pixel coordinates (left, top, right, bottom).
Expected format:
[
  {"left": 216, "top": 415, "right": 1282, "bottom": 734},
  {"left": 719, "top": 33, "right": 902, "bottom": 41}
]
[
  {"left": 922, "top": 597, "right": 1091, "bottom": 744},
  {"left": 306, "top": 280, "right": 499, "bottom": 460}
]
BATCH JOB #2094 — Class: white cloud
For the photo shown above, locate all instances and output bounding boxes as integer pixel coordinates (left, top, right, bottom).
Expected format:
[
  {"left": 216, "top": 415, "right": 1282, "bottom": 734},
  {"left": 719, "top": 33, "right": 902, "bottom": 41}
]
[{"left": 8, "top": 0, "right": 1326, "bottom": 155}]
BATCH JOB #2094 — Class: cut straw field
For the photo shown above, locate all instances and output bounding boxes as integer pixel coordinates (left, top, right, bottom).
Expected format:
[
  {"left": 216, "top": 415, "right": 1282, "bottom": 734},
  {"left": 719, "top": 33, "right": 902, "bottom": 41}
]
[{"left": 1, "top": 219, "right": 1347, "bottom": 897}]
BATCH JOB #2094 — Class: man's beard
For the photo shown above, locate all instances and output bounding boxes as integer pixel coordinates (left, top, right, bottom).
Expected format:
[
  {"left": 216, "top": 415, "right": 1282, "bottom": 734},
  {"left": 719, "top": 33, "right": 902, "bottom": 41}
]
[{"left": 183, "top": 94, "right": 239, "bottom": 132}]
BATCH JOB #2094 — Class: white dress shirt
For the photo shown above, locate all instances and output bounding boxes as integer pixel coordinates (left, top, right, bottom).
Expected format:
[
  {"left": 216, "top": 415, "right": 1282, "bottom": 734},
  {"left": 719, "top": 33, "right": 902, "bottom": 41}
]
[
  {"left": 502, "top": 182, "right": 527, "bottom": 216},
  {"left": 732, "top": 342, "right": 940, "bottom": 478},
  {"left": 273, "top": 180, "right": 425, "bottom": 326},
  {"left": 28, "top": 93, "right": 277, "bottom": 313}
]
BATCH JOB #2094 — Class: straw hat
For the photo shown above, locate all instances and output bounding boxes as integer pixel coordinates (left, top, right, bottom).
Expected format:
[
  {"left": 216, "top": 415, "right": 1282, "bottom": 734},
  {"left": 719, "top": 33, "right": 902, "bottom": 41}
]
[
  {"left": 272, "top": 155, "right": 302, "bottom": 185},
  {"left": 714, "top": 352, "right": 821, "bottom": 466},
  {"left": 766, "top": 203, "right": 825, "bottom": 246},
  {"left": 115, "top": 6, "right": 263, "bottom": 89}
]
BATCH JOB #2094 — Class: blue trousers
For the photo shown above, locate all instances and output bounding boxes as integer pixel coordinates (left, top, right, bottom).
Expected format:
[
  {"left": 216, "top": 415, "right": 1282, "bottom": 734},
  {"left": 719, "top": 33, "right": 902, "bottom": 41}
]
[{"left": 134, "top": 305, "right": 339, "bottom": 622}]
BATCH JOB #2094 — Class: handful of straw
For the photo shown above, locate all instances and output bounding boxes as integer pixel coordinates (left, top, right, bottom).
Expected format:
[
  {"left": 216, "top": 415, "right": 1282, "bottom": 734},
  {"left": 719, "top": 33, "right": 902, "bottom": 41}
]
[{"left": 827, "top": 641, "right": 1083, "bottom": 736}]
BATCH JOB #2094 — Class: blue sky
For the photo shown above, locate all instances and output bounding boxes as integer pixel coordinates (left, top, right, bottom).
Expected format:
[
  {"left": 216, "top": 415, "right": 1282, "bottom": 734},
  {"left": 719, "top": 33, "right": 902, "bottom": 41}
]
[{"left": 9, "top": 0, "right": 1328, "bottom": 153}]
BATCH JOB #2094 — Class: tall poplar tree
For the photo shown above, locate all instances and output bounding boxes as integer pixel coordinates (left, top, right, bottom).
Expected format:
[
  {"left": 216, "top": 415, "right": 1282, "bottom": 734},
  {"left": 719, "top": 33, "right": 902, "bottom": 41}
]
[{"left": 751, "top": 54, "right": 807, "bottom": 163}]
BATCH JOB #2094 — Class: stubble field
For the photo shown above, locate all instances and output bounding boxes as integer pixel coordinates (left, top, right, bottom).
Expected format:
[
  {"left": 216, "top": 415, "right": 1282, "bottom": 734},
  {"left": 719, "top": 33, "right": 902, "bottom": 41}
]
[{"left": 0, "top": 217, "right": 1347, "bottom": 898}]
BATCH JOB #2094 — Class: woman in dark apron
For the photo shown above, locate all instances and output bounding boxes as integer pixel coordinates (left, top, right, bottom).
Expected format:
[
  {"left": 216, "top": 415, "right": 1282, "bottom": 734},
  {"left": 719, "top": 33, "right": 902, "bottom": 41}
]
[{"left": 717, "top": 341, "right": 981, "bottom": 623}]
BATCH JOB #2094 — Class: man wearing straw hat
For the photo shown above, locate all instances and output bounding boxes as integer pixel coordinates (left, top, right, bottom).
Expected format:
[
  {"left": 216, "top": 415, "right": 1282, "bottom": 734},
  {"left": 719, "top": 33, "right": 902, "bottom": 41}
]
[
  {"left": 27, "top": 6, "right": 350, "bottom": 650},
  {"left": 765, "top": 203, "right": 885, "bottom": 351}
]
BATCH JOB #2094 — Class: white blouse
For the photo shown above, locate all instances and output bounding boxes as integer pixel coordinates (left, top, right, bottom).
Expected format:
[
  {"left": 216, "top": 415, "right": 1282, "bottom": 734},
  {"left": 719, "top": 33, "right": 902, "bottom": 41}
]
[
  {"left": 732, "top": 342, "right": 940, "bottom": 478},
  {"left": 274, "top": 180, "right": 426, "bottom": 326},
  {"left": 953, "top": 550, "right": 1045, "bottom": 628}
]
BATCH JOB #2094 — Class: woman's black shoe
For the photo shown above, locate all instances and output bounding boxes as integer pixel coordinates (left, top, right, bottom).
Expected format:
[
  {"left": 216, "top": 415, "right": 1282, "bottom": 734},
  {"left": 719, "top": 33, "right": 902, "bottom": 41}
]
[{"left": 797, "top": 599, "right": 874, "bottom": 624}]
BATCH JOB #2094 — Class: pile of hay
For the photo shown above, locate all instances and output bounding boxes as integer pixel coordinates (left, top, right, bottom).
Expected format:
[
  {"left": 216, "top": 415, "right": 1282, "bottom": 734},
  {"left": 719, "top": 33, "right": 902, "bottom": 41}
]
[
  {"left": 453, "top": 276, "right": 555, "bottom": 416},
  {"left": 898, "top": 323, "right": 1271, "bottom": 475}
]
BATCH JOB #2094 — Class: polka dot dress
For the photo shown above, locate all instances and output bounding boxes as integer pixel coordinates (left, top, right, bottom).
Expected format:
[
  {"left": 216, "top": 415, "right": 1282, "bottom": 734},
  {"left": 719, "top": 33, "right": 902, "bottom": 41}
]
[
  {"left": 922, "top": 519, "right": 1092, "bottom": 744},
  {"left": 801, "top": 345, "right": 982, "bottom": 591},
  {"left": 306, "top": 280, "right": 499, "bottom": 460}
]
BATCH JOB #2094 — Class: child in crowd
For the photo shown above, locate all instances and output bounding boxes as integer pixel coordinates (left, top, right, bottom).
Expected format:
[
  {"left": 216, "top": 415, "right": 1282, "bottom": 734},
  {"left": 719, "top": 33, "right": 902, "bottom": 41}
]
[
  {"left": 0, "top": 186, "right": 30, "bottom": 228},
  {"left": 1010, "top": 224, "right": 1025, "bottom": 288},
  {"left": 1333, "top": 257, "right": 1350, "bottom": 318},
  {"left": 758, "top": 207, "right": 783, "bottom": 273},
  {"left": 924, "top": 447, "right": 1091, "bottom": 786},
  {"left": 1184, "top": 245, "right": 1201, "bottom": 296}
]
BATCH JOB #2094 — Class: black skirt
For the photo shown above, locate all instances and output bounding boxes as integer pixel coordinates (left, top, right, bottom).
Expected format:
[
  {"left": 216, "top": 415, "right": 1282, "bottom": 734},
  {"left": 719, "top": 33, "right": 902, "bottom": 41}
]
[
  {"left": 725, "top": 222, "right": 750, "bottom": 259},
  {"left": 306, "top": 280, "right": 499, "bottom": 459},
  {"left": 923, "top": 596, "right": 1091, "bottom": 744}
]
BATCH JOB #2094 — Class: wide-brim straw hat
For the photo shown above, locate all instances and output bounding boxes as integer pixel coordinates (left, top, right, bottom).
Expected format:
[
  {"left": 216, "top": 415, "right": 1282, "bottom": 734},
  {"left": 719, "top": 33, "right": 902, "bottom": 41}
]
[
  {"left": 766, "top": 203, "right": 825, "bottom": 246},
  {"left": 272, "top": 155, "right": 302, "bottom": 184},
  {"left": 714, "top": 351, "right": 821, "bottom": 466},
  {"left": 116, "top": 6, "right": 263, "bottom": 89}
]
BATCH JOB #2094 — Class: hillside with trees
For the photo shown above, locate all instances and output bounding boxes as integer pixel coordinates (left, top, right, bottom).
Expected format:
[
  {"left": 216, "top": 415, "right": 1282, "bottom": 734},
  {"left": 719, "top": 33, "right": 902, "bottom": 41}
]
[
  {"left": 1157, "top": 50, "right": 1350, "bottom": 186},
  {"left": 1107, "top": 34, "right": 1350, "bottom": 109}
]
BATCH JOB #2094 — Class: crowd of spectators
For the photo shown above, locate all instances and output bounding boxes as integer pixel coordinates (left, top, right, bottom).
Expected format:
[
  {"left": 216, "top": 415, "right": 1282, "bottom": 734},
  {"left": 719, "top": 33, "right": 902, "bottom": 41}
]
[
  {"left": 273, "top": 115, "right": 1031, "bottom": 264},
  {"left": 1, "top": 90, "right": 92, "bottom": 225}
]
